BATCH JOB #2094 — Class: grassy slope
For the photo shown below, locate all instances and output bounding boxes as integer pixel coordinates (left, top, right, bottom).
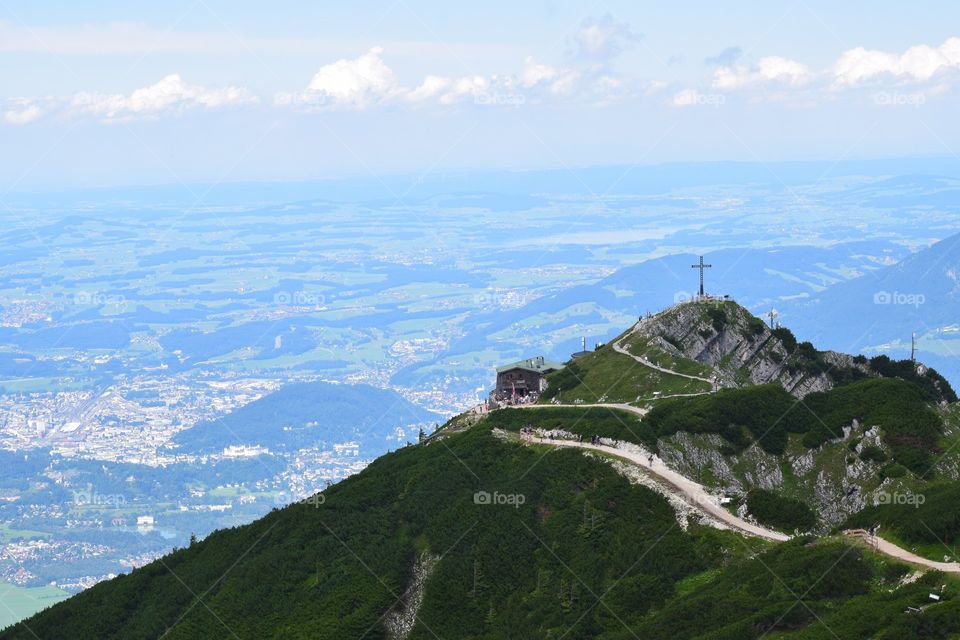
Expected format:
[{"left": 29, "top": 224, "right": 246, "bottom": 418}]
[
  {"left": 621, "top": 333, "right": 715, "bottom": 379},
  {"left": 539, "top": 342, "right": 711, "bottom": 407}
]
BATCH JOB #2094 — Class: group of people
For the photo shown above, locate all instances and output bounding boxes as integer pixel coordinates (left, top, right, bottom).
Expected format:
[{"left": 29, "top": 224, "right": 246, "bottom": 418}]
[{"left": 488, "top": 391, "right": 540, "bottom": 409}]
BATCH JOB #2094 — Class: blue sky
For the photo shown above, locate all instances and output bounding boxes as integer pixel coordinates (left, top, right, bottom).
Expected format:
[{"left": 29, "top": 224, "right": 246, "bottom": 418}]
[{"left": 2, "top": 1, "right": 960, "bottom": 189}]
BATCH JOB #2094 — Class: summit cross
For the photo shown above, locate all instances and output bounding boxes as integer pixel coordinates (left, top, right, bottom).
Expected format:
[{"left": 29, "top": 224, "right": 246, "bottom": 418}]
[{"left": 691, "top": 256, "right": 712, "bottom": 297}]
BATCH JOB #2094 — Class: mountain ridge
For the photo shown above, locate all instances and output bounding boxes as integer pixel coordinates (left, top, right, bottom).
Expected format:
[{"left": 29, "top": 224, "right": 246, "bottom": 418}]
[{"left": 5, "top": 301, "right": 960, "bottom": 639}]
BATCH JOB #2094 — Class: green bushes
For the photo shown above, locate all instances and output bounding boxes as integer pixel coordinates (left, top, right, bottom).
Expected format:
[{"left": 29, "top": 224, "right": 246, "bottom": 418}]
[
  {"left": 632, "top": 539, "right": 875, "bottom": 639},
  {"left": 844, "top": 482, "right": 960, "bottom": 546},
  {"left": 771, "top": 326, "right": 798, "bottom": 352},
  {"left": 799, "top": 378, "right": 942, "bottom": 476},
  {"left": 747, "top": 317, "right": 766, "bottom": 337},
  {"left": 706, "top": 308, "right": 727, "bottom": 332},
  {"left": 880, "top": 463, "right": 907, "bottom": 479},
  {"left": 0, "top": 423, "right": 704, "bottom": 640},
  {"left": 644, "top": 384, "right": 802, "bottom": 455},
  {"left": 644, "top": 379, "right": 943, "bottom": 475},
  {"left": 869, "top": 354, "right": 958, "bottom": 403},
  {"left": 746, "top": 489, "right": 816, "bottom": 532},
  {"left": 859, "top": 445, "right": 887, "bottom": 463}
]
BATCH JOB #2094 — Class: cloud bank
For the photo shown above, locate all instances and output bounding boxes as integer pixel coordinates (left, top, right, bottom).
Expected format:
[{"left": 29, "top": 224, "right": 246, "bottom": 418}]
[{"left": 4, "top": 75, "right": 258, "bottom": 125}]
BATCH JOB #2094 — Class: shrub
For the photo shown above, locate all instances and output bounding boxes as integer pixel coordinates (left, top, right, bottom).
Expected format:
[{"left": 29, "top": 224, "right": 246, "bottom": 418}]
[
  {"left": 646, "top": 378, "right": 943, "bottom": 475},
  {"left": 771, "top": 327, "right": 798, "bottom": 352},
  {"left": 706, "top": 308, "right": 727, "bottom": 332},
  {"left": 747, "top": 317, "right": 766, "bottom": 337},
  {"left": 869, "top": 354, "right": 958, "bottom": 404},
  {"left": 746, "top": 489, "right": 816, "bottom": 532},
  {"left": 880, "top": 463, "right": 907, "bottom": 479},
  {"left": 859, "top": 445, "right": 887, "bottom": 463}
]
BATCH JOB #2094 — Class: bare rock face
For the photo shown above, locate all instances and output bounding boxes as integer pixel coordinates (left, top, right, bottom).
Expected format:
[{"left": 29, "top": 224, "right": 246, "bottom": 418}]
[
  {"left": 634, "top": 300, "right": 869, "bottom": 398},
  {"left": 658, "top": 417, "right": 914, "bottom": 530},
  {"left": 658, "top": 432, "right": 743, "bottom": 492},
  {"left": 384, "top": 552, "right": 440, "bottom": 640}
]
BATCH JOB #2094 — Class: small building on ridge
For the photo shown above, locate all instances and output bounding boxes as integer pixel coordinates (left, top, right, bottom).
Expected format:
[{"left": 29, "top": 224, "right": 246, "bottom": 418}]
[{"left": 493, "top": 356, "right": 565, "bottom": 402}]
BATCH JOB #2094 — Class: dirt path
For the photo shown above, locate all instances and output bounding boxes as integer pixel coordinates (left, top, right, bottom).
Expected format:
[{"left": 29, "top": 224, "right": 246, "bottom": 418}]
[
  {"left": 511, "top": 402, "right": 648, "bottom": 417},
  {"left": 844, "top": 530, "right": 960, "bottom": 574},
  {"left": 533, "top": 437, "right": 960, "bottom": 572},
  {"left": 612, "top": 331, "right": 715, "bottom": 386},
  {"left": 536, "top": 437, "right": 789, "bottom": 542}
]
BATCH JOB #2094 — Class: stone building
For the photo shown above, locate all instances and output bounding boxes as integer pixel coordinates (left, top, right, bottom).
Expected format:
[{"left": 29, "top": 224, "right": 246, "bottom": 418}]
[{"left": 493, "top": 356, "right": 564, "bottom": 401}]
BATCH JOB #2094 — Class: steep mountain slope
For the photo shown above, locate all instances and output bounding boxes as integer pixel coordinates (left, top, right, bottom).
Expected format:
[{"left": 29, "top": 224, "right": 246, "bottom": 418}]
[
  {"left": 625, "top": 300, "right": 869, "bottom": 397},
  {"left": 545, "top": 299, "right": 954, "bottom": 405},
  {"left": 5, "top": 417, "right": 960, "bottom": 640},
  {"left": 784, "top": 230, "right": 960, "bottom": 384},
  {"left": 172, "top": 381, "right": 439, "bottom": 453},
  {"left": 6, "top": 304, "right": 960, "bottom": 639},
  {"left": 539, "top": 300, "right": 957, "bottom": 527}
]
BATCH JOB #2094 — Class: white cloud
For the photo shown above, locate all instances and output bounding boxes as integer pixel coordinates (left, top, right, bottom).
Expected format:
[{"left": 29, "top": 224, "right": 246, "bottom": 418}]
[
  {"left": 570, "top": 14, "right": 641, "bottom": 62},
  {"left": 521, "top": 57, "right": 559, "bottom": 87},
  {"left": 833, "top": 37, "right": 960, "bottom": 85},
  {"left": 302, "top": 46, "right": 399, "bottom": 109},
  {"left": 3, "top": 102, "right": 43, "bottom": 125},
  {"left": 277, "top": 47, "right": 610, "bottom": 110},
  {"left": 405, "top": 75, "right": 450, "bottom": 103},
  {"left": 691, "top": 37, "right": 960, "bottom": 103},
  {"left": 71, "top": 74, "right": 258, "bottom": 122},
  {"left": 713, "top": 56, "right": 813, "bottom": 90},
  {"left": 2, "top": 75, "right": 257, "bottom": 125},
  {"left": 438, "top": 75, "right": 492, "bottom": 105},
  {"left": 549, "top": 70, "right": 581, "bottom": 96}
]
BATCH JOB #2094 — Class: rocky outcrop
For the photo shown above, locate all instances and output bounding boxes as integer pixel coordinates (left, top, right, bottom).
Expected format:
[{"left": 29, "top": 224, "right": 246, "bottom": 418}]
[
  {"left": 632, "top": 300, "right": 869, "bottom": 398},
  {"left": 656, "top": 420, "right": 913, "bottom": 530},
  {"left": 384, "top": 552, "right": 440, "bottom": 640}
]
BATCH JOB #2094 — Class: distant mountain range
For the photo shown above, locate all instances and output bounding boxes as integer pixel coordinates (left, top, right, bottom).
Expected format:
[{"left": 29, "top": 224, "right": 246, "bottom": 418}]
[
  {"left": 782, "top": 231, "right": 960, "bottom": 382},
  {"left": 398, "top": 232, "right": 960, "bottom": 392},
  {"left": 392, "top": 239, "right": 912, "bottom": 390},
  {"left": 172, "top": 381, "right": 440, "bottom": 453}
]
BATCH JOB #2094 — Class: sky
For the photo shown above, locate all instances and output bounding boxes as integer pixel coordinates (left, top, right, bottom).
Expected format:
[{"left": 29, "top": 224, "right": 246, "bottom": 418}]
[{"left": 2, "top": 1, "right": 960, "bottom": 190}]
